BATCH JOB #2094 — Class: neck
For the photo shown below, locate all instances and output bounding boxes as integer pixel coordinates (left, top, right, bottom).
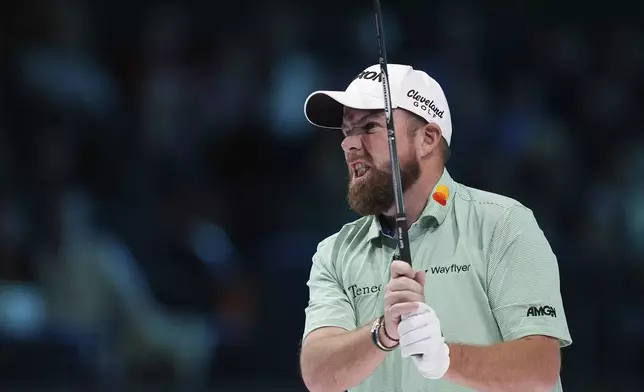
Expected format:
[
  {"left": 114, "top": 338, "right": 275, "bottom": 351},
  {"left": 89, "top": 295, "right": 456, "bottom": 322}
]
[{"left": 382, "top": 165, "right": 443, "bottom": 226}]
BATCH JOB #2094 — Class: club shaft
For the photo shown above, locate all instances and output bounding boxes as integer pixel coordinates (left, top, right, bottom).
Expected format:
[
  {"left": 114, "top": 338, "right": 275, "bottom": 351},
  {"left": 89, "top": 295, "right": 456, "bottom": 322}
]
[{"left": 373, "top": 0, "right": 412, "bottom": 266}]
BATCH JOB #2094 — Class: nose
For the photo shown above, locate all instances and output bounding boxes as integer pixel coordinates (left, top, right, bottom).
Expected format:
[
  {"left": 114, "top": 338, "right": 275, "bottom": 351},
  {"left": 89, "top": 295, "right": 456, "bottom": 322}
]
[{"left": 341, "top": 133, "right": 362, "bottom": 154}]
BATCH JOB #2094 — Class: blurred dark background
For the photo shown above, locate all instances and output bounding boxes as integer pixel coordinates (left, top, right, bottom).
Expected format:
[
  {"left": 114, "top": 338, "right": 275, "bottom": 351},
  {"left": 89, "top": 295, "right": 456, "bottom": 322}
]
[{"left": 0, "top": 0, "right": 643, "bottom": 390}]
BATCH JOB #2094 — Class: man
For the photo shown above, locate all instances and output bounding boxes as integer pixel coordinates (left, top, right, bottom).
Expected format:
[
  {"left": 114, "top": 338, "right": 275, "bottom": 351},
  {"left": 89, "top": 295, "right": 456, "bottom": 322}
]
[{"left": 299, "top": 64, "right": 572, "bottom": 392}]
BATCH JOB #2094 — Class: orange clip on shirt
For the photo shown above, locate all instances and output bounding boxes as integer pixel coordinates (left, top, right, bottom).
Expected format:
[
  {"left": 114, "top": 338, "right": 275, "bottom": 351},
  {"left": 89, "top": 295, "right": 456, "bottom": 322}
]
[{"left": 432, "top": 185, "right": 449, "bottom": 206}]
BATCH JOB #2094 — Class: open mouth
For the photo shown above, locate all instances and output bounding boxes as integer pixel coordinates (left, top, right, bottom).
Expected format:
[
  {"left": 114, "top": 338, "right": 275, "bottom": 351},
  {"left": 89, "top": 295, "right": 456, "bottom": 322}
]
[{"left": 352, "top": 162, "right": 370, "bottom": 179}]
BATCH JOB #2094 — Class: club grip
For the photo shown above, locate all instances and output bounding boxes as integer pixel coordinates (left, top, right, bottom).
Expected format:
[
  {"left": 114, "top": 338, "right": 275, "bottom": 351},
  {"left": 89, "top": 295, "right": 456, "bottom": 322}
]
[{"left": 394, "top": 214, "right": 412, "bottom": 265}]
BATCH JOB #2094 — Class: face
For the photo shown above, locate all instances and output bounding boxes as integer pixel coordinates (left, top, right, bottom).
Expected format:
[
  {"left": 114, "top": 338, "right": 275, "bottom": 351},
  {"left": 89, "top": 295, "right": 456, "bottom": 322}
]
[{"left": 341, "top": 108, "right": 422, "bottom": 216}]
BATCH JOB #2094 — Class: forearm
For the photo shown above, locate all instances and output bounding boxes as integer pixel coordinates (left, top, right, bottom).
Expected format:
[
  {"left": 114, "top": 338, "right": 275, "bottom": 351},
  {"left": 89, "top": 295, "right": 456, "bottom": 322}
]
[
  {"left": 443, "top": 337, "right": 561, "bottom": 392},
  {"left": 300, "top": 323, "right": 393, "bottom": 392}
]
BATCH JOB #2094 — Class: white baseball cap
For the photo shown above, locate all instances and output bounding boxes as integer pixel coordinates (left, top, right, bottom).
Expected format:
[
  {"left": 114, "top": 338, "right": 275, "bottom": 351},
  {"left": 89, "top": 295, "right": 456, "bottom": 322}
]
[{"left": 304, "top": 64, "right": 452, "bottom": 145}]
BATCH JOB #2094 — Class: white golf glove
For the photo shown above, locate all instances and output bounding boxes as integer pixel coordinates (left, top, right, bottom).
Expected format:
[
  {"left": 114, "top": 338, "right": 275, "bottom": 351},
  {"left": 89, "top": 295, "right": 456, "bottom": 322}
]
[{"left": 398, "top": 302, "right": 450, "bottom": 379}]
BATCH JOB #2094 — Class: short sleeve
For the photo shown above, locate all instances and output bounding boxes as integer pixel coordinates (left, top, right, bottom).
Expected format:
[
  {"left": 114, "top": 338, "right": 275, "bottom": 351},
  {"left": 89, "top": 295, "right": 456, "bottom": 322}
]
[
  {"left": 487, "top": 206, "right": 572, "bottom": 348},
  {"left": 302, "top": 245, "right": 357, "bottom": 342}
]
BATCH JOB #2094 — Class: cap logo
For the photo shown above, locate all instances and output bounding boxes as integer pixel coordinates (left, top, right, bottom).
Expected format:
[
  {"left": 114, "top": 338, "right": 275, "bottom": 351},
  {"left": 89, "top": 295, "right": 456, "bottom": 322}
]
[
  {"left": 354, "top": 70, "right": 383, "bottom": 83},
  {"left": 407, "top": 89, "right": 444, "bottom": 119}
]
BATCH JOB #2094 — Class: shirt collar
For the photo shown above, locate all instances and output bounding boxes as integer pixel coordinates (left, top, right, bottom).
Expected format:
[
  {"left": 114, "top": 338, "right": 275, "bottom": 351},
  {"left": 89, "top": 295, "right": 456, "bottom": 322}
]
[{"left": 366, "top": 168, "right": 456, "bottom": 242}]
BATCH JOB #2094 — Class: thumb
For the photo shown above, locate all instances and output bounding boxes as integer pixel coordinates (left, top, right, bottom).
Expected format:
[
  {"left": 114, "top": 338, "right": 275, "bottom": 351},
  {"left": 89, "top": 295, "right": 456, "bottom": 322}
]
[{"left": 415, "top": 269, "right": 426, "bottom": 287}]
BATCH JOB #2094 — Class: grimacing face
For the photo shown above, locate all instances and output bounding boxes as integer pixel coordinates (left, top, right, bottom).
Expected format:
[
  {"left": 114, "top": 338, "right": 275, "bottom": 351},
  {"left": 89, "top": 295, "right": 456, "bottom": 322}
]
[{"left": 341, "top": 108, "right": 422, "bottom": 217}]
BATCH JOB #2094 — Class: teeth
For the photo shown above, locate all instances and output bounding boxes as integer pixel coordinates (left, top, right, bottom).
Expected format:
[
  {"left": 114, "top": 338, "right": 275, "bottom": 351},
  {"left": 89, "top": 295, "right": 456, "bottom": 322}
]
[{"left": 355, "top": 163, "right": 368, "bottom": 177}]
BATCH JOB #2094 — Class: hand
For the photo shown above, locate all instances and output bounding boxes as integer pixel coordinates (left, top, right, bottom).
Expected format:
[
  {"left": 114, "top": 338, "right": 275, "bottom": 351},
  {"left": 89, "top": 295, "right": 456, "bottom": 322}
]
[
  {"left": 398, "top": 302, "right": 450, "bottom": 379},
  {"left": 382, "top": 260, "right": 426, "bottom": 342}
]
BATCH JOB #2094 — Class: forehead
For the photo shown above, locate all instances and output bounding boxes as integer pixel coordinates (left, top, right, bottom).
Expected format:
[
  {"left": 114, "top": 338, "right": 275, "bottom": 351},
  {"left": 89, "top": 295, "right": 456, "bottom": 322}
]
[
  {"left": 341, "top": 107, "right": 419, "bottom": 128},
  {"left": 341, "top": 107, "right": 382, "bottom": 125}
]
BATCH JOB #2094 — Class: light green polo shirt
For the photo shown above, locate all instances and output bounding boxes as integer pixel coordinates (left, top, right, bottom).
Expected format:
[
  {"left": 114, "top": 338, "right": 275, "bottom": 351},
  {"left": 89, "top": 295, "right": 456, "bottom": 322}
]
[{"left": 302, "top": 168, "right": 572, "bottom": 392}]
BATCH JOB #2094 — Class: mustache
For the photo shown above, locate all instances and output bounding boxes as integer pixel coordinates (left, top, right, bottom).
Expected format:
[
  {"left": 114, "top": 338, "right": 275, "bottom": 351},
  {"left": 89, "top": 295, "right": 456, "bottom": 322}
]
[{"left": 346, "top": 152, "right": 373, "bottom": 164}]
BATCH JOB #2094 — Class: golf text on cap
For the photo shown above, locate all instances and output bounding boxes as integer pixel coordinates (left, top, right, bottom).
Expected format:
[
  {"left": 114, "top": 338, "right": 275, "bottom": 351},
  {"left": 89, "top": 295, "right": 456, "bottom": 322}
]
[
  {"left": 407, "top": 89, "right": 444, "bottom": 119},
  {"left": 354, "top": 71, "right": 383, "bottom": 82}
]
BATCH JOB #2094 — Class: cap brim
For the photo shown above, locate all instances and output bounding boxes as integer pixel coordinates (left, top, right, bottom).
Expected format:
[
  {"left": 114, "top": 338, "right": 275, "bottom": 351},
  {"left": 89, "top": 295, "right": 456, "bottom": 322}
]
[{"left": 304, "top": 91, "right": 385, "bottom": 129}]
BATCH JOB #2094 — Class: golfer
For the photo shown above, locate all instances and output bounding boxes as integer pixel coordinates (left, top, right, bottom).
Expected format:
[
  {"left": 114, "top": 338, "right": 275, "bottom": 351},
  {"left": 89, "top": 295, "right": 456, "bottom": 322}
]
[{"left": 299, "top": 64, "right": 572, "bottom": 392}]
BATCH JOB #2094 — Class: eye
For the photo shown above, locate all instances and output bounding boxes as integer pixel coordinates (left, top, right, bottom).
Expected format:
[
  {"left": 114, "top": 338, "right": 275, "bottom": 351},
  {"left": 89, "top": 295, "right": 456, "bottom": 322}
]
[
  {"left": 362, "top": 122, "right": 380, "bottom": 133},
  {"left": 342, "top": 121, "right": 380, "bottom": 137}
]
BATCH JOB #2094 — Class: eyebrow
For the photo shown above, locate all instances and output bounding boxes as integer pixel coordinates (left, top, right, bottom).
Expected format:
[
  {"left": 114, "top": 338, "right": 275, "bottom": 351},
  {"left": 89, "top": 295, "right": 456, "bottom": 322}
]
[{"left": 341, "top": 111, "right": 382, "bottom": 130}]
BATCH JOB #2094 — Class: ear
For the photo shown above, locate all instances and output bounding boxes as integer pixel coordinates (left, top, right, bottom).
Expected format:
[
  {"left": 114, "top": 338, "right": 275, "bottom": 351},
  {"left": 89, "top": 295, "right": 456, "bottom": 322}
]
[{"left": 417, "top": 123, "right": 442, "bottom": 159}]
